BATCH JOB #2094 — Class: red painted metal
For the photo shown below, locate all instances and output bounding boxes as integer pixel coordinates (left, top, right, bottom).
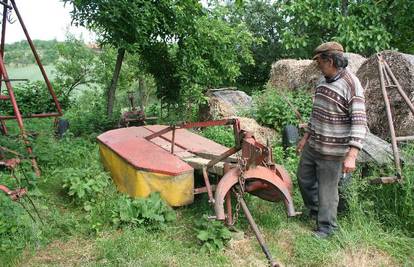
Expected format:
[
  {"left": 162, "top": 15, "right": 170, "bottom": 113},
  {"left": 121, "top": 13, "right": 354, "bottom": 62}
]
[
  {"left": 144, "top": 125, "right": 230, "bottom": 156},
  {"left": 0, "top": 48, "right": 39, "bottom": 175},
  {"left": 193, "top": 185, "right": 216, "bottom": 195},
  {"left": 0, "top": 0, "right": 7, "bottom": 61},
  {"left": 100, "top": 119, "right": 295, "bottom": 265},
  {"left": 213, "top": 166, "right": 295, "bottom": 220},
  {"left": 0, "top": 184, "right": 27, "bottom": 201},
  {"left": 0, "top": 112, "right": 61, "bottom": 120},
  {"left": 0, "top": 1, "right": 63, "bottom": 175},
  {"left": 202, "top": 166, "right": 215, "bottom": 203},
  {"left": 0, "top": 158, "right": 20, "bottom": 169},
  {"left": 223, "top": 163, "right": 233, "bottom": 226},
  {"left": 106, "top": 120, "right": 296, "bottom": 213},
  {"left": 97, "top": 128, "right": 193, "bottom": 176}
]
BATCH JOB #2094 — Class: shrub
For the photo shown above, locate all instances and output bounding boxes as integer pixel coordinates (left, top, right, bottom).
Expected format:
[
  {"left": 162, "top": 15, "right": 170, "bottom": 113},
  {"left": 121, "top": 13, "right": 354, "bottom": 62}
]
[
  {"left": 0, "top": 81, "right": 69, "bottom": 116},
  {"left": 34, "top": 134, "right": 97, "bottom": 169},
  {"left": 201, "top": 126, "right": 235, "bottom": 148},
  {"left": 88, "top": 192, "right": 176, "bottom": 232},
  {"left": 194, "top": 215, "right": 232, "bottom": 253},
  {"left": 60, "top": 166, "right": 110, "bottom": 209},
  {"left": 63, "top": 89, "right": 118, "bottom": 137},
  {"left": 252, "top": 88, "right": 312, "bottom": 130},
  {"left": 110, "top": 193, "right": 176, "bottom": 229}
]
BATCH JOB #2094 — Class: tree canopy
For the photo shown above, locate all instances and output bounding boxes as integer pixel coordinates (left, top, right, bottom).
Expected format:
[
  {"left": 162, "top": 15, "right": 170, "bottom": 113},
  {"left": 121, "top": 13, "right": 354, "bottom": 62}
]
[
  {"left": 63, "top": 0, "right": 414, "bottom": 115},
  {"left": 64, "top": 0, "right": 255, "bottom": 118}
]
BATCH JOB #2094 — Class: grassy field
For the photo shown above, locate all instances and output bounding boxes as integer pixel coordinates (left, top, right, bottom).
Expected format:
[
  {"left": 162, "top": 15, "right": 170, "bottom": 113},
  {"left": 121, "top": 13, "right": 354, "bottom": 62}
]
[
  {"left": 5, "top": 64, "right": 56, "bottom": 83},
  {"left": 0, "top": 119, "right": 413, "bottom": 267}
]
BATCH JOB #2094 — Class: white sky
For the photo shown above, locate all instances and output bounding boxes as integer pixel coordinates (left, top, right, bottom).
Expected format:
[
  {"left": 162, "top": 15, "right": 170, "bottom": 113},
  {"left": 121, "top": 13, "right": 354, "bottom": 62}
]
[{"left": 4, "top": 0, "right": 95, "bottom": 44}]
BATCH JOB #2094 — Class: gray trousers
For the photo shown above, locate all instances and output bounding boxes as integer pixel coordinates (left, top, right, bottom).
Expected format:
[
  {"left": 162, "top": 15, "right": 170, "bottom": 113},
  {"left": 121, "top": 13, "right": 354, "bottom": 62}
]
[{"left": 297, "top": 143, "right": 343, "bottom": 234}]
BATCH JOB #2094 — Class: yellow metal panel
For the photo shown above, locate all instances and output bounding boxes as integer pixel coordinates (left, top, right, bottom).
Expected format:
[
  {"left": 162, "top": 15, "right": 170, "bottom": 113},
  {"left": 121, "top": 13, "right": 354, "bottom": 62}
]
[{"left": 99, "top": 143, "right": 194, "bottom": 206}]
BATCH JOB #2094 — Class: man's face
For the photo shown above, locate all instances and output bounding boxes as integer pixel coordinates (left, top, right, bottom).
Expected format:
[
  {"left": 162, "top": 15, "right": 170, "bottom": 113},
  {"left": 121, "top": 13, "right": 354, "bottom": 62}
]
[{"left": 314, "top": 56, "right": 334, "bottom": 76}]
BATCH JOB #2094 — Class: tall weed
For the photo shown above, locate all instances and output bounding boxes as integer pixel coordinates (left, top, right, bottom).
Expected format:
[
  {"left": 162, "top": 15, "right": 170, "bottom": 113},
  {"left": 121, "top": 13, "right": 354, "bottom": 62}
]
[{"left": 251, "top": 88, "right": 312, "bottom": 129}]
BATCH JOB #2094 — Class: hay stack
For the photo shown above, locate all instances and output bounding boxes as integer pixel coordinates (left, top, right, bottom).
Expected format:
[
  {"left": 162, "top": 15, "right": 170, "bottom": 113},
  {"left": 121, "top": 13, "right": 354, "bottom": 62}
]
[
  {"left": 299, "top": 53, "right": 366, "bottom": 91},
  {"left": 199, "top": 88, "right": 252, "bottom": 120},
  {"left": 357, "top": 51, "right": 414, "bottom": 139},
  {"left": 268, "top": 59, "right": 313, "bottom": 90},
  {"left": 235, "top": 117, "right": 278, "bottom": 145}
]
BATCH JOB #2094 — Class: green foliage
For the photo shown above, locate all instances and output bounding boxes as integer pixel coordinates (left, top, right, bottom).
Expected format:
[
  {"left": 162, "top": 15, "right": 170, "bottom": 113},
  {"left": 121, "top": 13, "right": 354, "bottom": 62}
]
[
  {"left": 0, "top": 81, "right": 68, "bottom": 116},
  {"left": 200, "top": 126, "right": 235, "bottom": 148},
  {"left": 252, "top": 88, "right": 312, "bottom": 130},
  {"left": 34, "top": 131, "right": 98, "bottom": 169},
  {"left": 280, "top": 0, "right": 391, "bottom": 57},
  {"left": 88, "top": 193, "right": 176, "bottom": 232},
  {"left": 195, "top": 215, "right": 232, "bottom": 253},
  {"left": 65, "top": 0, "right": 255, "bottom": 116},
  {"left": 110, "top": 193, "right": 176, "bottom": 229},
  {"left": 176, "top": 14, "right": 255, "bottom": 98},
  {"left": 53, "top": 34, "right": 99, "bottom": 100},
  {"left": 383, "top": 0, "right": 414, "bottom": 54},
  {"left": 5, "top": 40, "right": 59, "bottom": 66},
  {"left": 227, "top": 0, "right": 285, "bottom": 89},
  {"left": 63, "top": 89, "right": 117, "bottom": 137},
  {"left": 352, "top": 145, "right": 414, "bottom": 235},
  {"left": 0, "top": 193, "right": 39, "bottom": 260},
  {"left": 61, "top": 166, "right": 110, "bottom": 207}
]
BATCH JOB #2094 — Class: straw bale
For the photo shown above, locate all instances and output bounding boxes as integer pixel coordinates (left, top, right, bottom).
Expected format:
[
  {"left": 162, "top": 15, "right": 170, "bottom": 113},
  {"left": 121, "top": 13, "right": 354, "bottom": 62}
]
[
  {"left": 299, "top": 53, "right": 366, "bottom": 91},
  {"left": 357, "top": 50, "right": 414, "bottom": 139},
  {"left": 234, "top": 117, "right": 278, "bottom": 145},
  {"left": 268, "top": 59, "right": 313, "bottom": 90},
  {"left": 199, "top": 88, "right": 252, "bottom": 120}
]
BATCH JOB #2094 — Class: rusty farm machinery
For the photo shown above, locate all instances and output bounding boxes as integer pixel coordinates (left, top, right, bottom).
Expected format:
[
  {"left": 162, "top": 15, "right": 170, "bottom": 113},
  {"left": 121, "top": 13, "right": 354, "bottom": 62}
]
[
  {"left": 98, "top": 118, "right": 297, "bottom": 266},
  {"left": 0, "top": 0, "right": 61, "bottom": 222}
]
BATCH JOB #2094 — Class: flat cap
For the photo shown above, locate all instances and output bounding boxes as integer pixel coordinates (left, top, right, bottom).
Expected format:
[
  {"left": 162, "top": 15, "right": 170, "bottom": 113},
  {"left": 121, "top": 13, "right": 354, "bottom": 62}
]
[{"left": 313, "top": 41, "right": 344, "bottom": 59}]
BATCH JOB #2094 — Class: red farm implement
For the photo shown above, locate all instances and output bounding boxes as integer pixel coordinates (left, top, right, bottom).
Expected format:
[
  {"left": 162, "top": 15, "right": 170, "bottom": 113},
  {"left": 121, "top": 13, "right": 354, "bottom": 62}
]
[{"left": 98, "top": 118, "right": 297, "bottom": 266}]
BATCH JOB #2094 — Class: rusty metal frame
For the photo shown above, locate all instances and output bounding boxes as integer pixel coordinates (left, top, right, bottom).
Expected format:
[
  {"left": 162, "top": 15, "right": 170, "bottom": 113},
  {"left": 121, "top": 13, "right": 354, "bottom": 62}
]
[
  {"left": 214, "top": 166, "right": 296, "bottom": 220},
  {"left": 0, "top": 1, "right": 63, "bottom": 175},
  {"left": 0, "top": 184, "right": 27, "bottom": 201},
  {"left": 138, "top": 118, "right": 295, "bottom": 265},
  {"left": 370, "top": 54, "right": 414, "bottom": 184}
]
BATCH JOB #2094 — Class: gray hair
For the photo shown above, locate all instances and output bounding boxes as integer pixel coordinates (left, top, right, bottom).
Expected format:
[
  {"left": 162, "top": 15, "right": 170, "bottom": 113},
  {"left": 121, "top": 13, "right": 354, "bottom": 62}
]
[{"left": 319, "top": 52, "right": 348, "bottom": 68}]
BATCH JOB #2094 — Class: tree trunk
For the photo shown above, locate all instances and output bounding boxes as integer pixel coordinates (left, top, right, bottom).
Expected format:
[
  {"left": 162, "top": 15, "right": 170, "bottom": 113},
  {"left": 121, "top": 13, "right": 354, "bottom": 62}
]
[
  {"left": 341, "top": 0, "right": 348, "bottom": 16},
  {"left": 138, "top": 77, "right": 145, "bottom": 111},
  {"left": 107, "top": 47, "right": 125, "bottom": 118}
]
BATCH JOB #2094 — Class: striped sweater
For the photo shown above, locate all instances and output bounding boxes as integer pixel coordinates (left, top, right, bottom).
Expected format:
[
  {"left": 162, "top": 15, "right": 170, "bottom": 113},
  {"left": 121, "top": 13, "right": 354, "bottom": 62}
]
[{"left": 307, "top": 69, "right": 367, "bottom": 157}]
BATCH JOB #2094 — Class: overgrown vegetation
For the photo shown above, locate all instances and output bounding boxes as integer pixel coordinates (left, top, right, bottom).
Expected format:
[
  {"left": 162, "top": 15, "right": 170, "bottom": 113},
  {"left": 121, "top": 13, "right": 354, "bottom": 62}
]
[
  {"left": 195, "top": 215, "right": 232, "bottom": 253},
  {"left": 252, "top": 88, "right": 313, "bottom": 129},
  {"left": 1, "top": 0, "right": 414, "bottom": 265}
]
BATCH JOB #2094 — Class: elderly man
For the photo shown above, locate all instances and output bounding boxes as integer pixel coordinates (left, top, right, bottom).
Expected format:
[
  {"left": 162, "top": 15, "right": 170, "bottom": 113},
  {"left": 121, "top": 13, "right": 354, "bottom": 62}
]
[{"left": 296, "top": 41, "right": 367, "bottom": 238}]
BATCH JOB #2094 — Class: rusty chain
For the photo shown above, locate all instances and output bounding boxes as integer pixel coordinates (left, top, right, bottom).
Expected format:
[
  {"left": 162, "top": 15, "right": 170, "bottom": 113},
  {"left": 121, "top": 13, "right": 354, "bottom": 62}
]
[{"left": 232, "top": 153, "right": 247, "bottom": 225}]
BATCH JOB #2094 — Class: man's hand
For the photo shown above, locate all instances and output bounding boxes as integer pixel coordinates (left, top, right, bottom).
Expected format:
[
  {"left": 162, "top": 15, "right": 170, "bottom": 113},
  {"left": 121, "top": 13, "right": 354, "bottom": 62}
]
[
  {"left": 296, "top": 133, "right": 310, "bottom": 155},
  {"left": 343, "top": 147, "right": 359, "bottom": 173}
]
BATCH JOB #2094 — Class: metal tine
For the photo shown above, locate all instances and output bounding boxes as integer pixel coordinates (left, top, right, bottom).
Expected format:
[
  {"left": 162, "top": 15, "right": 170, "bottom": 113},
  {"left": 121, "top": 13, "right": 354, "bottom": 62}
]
[
  {"left": 383, "top": 59, "right": 414, "bottom": 116},
  {"left": 377, "top": 54, "right": 402, "bottom": 180},
  {"left": 14, "top": 165, "right": 45, "bottom": 225},
  {"left": 382, "top": 63, "right": 392, "bottom": 86}
]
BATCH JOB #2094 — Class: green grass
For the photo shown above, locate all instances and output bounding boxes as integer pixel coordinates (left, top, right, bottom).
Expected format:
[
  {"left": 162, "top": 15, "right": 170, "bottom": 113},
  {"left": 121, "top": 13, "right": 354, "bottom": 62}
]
[
  {"left": 0, "top": 119, "right": 413, "bottom": 267},
  {"left": 5, "top": 64, "right": 56, "bottom": 83}
]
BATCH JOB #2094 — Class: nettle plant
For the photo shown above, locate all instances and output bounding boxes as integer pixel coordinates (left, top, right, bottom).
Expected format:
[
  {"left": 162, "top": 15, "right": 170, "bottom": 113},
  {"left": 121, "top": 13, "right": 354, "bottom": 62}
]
[
  {"left": 109, "top": 193, "right": 176, "bottom": 229},
  {"left": 61, "top": 166, "right": 110, "bottom": 209},
  {"left": 195, "top": 215, "right": 232, "bottom": 253}
]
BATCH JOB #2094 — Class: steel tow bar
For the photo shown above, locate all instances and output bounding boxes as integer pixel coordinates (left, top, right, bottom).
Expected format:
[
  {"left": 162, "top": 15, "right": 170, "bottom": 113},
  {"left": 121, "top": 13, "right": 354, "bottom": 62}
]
[{"left": 237, "top": 188, "right": 280, "bottom": 267}]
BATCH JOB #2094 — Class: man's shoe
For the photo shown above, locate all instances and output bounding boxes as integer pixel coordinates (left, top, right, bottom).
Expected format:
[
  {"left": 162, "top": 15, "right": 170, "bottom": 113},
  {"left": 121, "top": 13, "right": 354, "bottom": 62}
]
[{"left": 312, "top": 229, "right": 330, "bottom": 239}]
